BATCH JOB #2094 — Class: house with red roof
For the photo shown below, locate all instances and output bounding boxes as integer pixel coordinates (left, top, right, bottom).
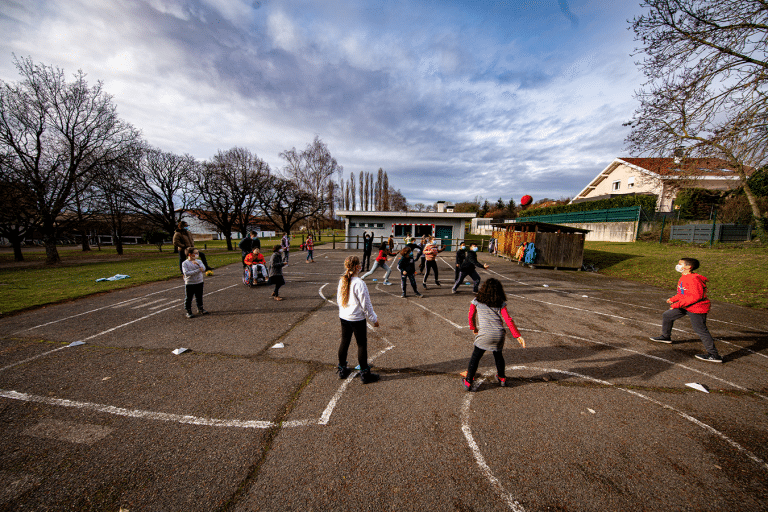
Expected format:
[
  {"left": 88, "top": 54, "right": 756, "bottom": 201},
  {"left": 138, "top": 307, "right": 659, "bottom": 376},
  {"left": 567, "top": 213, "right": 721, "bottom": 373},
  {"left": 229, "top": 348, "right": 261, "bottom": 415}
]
[{"left": 572, "top": 157, "right": 750, "bottom": 212}]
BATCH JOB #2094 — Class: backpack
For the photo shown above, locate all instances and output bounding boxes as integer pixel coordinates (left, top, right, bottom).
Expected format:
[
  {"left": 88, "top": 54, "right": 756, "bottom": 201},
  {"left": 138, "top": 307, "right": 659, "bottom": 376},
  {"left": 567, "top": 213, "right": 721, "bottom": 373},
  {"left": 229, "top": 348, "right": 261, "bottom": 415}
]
[{"left": 523, "top": 243, "right": 537, "bottom": 264}]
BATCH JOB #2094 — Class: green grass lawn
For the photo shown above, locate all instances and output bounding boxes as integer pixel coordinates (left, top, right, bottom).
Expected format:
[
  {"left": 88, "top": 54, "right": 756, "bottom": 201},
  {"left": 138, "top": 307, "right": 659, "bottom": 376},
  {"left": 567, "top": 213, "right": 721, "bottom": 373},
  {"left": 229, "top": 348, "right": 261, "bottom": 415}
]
[{"left": 583, "top": 241, "right": 768, "bottom": 309}]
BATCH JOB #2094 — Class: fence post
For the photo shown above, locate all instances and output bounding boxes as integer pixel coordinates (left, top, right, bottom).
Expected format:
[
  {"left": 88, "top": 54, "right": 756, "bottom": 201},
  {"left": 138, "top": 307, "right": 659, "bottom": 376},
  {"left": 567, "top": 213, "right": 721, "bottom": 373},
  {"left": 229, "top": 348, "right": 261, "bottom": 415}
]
[
  {"left": 709, "top": 209, "right": 718, "bottom": 247},
  {"left": 333, "top": 233, "right": 336, "bottom": 250}
]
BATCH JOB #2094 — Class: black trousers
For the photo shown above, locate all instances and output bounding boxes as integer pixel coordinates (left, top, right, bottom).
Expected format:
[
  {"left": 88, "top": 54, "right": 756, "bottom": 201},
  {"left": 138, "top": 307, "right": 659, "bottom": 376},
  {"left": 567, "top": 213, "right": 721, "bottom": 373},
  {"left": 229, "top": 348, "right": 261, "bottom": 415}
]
[
  {"left": 184, "top": 283, "right": 204, "bottom": 311},
  {"left": 362, "top": 251, "right": 372, "bottom": 271},
  {"left": 466, "top": 346, "right": 505, "bottom": 382},
  {"left": 339, "top": 318, "right": 369, "bottom": 369},
  {"left": 423, "top": 260, "right": 439, "bottom": 283},
  {"left": 453, "top": 268, "right": 481, "bottom": 292},
  {"left": 661, "top": 308, "right": 719, "bottom": 356}
]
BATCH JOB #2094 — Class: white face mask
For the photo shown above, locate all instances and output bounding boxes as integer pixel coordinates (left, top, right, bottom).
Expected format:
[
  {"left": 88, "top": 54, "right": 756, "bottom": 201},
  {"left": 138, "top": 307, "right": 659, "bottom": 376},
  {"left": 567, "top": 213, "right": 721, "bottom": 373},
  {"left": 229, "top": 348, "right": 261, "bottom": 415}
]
[
  {"left": 460, "top": 245, "right": 465, "bottom": 250},
  {"left": 472, "top": 247, "right": 478, "bottom": 252},
  {"left": 675, "top": 264, "right": 684, "bottom": 273}
]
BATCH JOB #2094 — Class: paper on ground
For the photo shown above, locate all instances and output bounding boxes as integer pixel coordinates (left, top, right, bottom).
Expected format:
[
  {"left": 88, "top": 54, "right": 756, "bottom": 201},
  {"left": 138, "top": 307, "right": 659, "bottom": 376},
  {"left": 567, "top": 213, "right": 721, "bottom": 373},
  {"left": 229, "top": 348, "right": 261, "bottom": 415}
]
[
  {"left": 685, "top": 382, "right": 710, "bottom": 393},
  {"left": 172, "top": 348, "right": 190, "bottom": 355},
  {"left": 272, "top": 342, "right": 285, "bottom": 348}
]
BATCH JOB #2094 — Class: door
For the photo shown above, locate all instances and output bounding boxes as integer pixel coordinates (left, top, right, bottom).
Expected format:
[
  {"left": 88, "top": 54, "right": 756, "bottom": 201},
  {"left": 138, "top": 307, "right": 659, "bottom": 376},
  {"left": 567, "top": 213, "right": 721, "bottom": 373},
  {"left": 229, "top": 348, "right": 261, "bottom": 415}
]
[{"left": 435, "top": 225, "right": 453, "bottom": 250}]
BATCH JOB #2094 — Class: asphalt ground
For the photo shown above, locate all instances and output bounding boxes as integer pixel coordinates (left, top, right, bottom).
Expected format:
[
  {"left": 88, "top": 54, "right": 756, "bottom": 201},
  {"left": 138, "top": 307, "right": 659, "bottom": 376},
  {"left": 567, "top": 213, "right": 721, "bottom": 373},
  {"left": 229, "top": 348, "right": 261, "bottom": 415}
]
[{"left": 0, "top": 249, "right": 767, "bottom": 512}]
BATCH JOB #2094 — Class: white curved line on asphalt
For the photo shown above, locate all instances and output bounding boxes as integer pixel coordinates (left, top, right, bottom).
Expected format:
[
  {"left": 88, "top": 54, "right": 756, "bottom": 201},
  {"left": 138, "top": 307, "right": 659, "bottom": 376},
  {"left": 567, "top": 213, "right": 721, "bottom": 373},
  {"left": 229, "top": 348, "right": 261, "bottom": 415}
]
[{"left": 461, "top": 365, "right": 768, "bottom": 510}]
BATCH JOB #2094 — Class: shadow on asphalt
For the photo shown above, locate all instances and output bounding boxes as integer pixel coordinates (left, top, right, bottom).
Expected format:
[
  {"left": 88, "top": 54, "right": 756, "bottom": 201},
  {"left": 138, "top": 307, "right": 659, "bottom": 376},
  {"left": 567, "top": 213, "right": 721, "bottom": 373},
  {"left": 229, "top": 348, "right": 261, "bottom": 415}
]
[{"left": 581, "top": 249, "right": 637, "bottom": 269}]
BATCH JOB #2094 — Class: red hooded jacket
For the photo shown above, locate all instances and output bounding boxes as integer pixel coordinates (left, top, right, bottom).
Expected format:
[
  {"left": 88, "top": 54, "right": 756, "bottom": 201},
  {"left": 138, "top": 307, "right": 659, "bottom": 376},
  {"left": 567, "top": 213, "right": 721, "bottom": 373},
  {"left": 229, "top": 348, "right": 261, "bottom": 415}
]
[{"left": 669, "top": 273, "right": 711, "bottom": 314}]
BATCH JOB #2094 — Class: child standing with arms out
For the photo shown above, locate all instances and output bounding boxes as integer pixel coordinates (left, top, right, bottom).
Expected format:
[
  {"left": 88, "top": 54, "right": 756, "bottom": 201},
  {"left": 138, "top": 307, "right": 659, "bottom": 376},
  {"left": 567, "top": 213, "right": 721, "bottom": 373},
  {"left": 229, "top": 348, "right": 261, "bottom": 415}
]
[
  {"left": 182, "top": 248, "right": 209, "bottom": 318},
  {"left": 462, "top": 278, "right": 525, "bottom": 391},
  {"left": 649, "top": 257, "right": 722, "bottom": 363},
  {"left": 337, "top": 255, "right": 381, "bottom": 384}
]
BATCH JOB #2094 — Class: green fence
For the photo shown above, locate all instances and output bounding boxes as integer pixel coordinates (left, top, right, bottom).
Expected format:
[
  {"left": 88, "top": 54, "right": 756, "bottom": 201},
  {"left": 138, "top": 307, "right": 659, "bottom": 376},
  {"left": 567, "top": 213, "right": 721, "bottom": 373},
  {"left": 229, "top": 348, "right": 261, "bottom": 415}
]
[{"left": 513, "top": 206, "right": 643, "bottom": 224}]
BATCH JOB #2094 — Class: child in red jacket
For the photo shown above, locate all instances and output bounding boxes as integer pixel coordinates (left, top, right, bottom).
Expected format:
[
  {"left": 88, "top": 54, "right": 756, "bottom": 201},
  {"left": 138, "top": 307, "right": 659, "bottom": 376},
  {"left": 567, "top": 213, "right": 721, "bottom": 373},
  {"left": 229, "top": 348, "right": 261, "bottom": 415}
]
[{"left": 649, "top": 258, "right": 722, "bottom": 363}]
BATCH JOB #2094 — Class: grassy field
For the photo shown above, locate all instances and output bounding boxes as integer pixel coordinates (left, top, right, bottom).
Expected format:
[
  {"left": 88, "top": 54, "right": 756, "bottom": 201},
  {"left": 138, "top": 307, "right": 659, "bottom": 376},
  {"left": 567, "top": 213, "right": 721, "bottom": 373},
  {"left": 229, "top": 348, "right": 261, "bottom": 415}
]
[
  {"left": 582, "top": 241, "right": 768, "bottom": 310},
  {"left": 1, "top": 239, "right": 766, "bottom": 317}
]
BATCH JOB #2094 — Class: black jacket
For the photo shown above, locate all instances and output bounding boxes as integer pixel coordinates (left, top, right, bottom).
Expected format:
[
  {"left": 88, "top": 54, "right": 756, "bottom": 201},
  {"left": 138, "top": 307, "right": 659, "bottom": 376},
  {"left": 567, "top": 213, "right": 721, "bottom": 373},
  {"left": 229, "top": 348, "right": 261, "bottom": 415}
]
[
  {"left": 455, "top": 248, "right": 466, "bottom": 267},
  {"left": 398, "top": 254, "right": 416, "bottom": 275},
  {"left": 460, "top": 249, "right": 483, "bottom": 270}
]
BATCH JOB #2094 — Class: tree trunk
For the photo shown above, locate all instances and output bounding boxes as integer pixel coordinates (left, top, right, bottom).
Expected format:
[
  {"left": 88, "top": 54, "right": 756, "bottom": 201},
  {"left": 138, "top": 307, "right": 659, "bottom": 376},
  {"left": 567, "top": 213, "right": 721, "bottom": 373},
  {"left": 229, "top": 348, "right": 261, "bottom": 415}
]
[
  {"left": 114, "top": 232, "right": 124, "bottom": 255},
  {"left": 44, "top": 236, "right": 61, "bottom": 264},
  {"left": 11, "top": 238, "right": 23, "bottom": 262},
  {"left": 225, "top": 234, "right": 233, "bottom": 251},
  {"left": 80, "top": 228, "right": 91, "bottom": 251},
  {"left": 740, "top": 172, "right": 766, "bottom": 242}
]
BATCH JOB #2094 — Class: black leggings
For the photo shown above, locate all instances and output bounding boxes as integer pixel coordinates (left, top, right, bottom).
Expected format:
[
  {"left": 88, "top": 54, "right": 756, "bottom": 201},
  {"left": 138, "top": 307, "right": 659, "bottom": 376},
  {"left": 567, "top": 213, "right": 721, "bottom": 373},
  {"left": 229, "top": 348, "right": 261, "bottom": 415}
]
[
  {"left": 184, "top": 283, "right": 204, "bottom": 311},
  {"left": 423, "top": 260, "right": 439, "bottom": 283},
  {"left": 179, "top": 250, "right": 209, "bottom": 273},
  {"left": 339, "top": 318, "right": 369, "bottom": 369},
  {"left": 466, "top": 346, "right": 505, "bottom": 382}
]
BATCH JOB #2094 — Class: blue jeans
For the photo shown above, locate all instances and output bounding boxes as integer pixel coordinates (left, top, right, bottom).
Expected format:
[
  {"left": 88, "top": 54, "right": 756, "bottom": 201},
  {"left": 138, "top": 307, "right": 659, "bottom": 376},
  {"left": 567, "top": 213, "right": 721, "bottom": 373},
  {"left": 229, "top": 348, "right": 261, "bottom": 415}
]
[{"left": 401, "top": 273, "right": 419, "bottom": 295}]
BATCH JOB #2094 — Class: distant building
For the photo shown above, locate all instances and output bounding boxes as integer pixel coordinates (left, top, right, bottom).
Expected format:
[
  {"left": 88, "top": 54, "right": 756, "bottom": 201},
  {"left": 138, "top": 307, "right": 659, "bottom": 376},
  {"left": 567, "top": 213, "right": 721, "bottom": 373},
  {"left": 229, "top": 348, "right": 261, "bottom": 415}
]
[
  {"left": 572, "top": 157, "right": 750, "bottom": 211},
  {"left": 336, "top": 210, "right": 476, "bottom": 250}
]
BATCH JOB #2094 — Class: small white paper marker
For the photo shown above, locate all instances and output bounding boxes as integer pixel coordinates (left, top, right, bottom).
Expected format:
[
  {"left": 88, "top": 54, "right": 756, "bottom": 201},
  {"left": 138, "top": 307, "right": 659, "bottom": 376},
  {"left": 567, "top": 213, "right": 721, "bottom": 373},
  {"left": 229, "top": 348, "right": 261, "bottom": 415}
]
[
  {"left": 685, "top": 382, "right": 710, "bottom": 393},
  {"left": 172, "top": 348, "right": 190, "bottom": 355},
  {"left": 67, "top": 341, "right": 85, "bottom": 347},
  {"left": 272, "top": 342, "right": 285, "bottom": 349}
]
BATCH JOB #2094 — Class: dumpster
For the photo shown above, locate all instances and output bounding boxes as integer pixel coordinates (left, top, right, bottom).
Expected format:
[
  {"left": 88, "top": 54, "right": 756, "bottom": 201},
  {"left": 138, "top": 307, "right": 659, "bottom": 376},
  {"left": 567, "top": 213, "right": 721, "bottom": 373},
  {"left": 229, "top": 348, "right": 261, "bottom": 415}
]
[{"left": 491, "top": 221, "right": 589, "bottom": 270}]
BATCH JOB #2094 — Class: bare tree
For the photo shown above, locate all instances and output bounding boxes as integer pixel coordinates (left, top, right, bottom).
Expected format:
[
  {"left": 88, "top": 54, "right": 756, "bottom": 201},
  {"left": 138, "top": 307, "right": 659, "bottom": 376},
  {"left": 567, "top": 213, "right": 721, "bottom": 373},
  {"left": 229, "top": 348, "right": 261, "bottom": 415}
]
[
  {"left": 359, "top": 171, "right": 364, "bottom": 211},
  {"left": 0, "top": 56, "right": 142, "bottom": 263},
  {"left": 196, "top": 147, "right": 268, "bottom": 251},
  {"left": 0, "top": 161, "right": 39, "bottom": 261},
  {"left": 389, "top": 187, "right": 407, "bottom": 211},
  {"left": 364, "top": 172, "right": 369, "bottom": 211},
  {"left": 256, "top": 175, "right": 327, "bottom": 234},
  {"left": 124, "top": 147, "right": 197, "bottom": 251},
  {"left": 350, "top": 172, "right": 356, "bottom": 211},
  {"left": 626, "top": 0, "right": 768, "bottom": 238},
  {"left": 93, "top": 156, "right": 137, "bottom": 256}
]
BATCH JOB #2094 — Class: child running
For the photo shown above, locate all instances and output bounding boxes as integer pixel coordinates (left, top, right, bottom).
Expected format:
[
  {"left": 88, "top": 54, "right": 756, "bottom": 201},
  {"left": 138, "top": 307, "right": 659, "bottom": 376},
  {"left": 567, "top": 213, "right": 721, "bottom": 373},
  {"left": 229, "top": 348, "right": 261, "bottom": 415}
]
[
  {"left": 337, "top": 255, "right": 381, "bottom": 384},
  {"left": 421, "top": 237, "right": 446, "bottom": 288},
  {"left": 649, "top": 257, "right": 722, "bottom": 363},
  {"left": 268, "top": 244, "right": 288, "bottom": 301},
  {"left": 462, "top": 278, "right": 525, "bottom": 391},
  {"left": 361, "top": 241, "right": 396, "bottom": 285},
  {"left": 182, "top": 248, "right": 209, "bottom": 318}
]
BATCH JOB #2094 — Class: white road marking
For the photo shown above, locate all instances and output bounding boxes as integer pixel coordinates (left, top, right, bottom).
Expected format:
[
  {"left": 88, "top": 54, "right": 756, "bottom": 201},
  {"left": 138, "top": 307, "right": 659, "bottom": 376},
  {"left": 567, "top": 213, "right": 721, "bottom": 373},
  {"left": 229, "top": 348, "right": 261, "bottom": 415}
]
[
  {"left": 13, "top": 285, "right": 185, "bottom": 333},
  {"left": 0, "top": 284, "right": 239, "bottom": 374},
  {"left": 375, "top": 284, "right": 463, "bottom": 328},
  {"left": 0, "top": 389, "right": 276, "bottom": 429},
  {"left": 131, "top": 298, "right": 170, "bottom": 309},
  {"left": 149, "top": 300, "right": 182, "bottom": 310},
  {"left": 462, "top": 365, "right": 768, "bottom": 511}
]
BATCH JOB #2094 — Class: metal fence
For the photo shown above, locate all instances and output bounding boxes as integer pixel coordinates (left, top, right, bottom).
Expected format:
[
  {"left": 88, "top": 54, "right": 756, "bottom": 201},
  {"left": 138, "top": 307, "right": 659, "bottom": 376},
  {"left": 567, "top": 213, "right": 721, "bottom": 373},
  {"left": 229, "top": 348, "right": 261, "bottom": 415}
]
[
  {"left": 669, "top": 224, "right": 752, "bottom": 244},
  {"left": 516, "top": 206, "right": 643, "bottom": 224}
]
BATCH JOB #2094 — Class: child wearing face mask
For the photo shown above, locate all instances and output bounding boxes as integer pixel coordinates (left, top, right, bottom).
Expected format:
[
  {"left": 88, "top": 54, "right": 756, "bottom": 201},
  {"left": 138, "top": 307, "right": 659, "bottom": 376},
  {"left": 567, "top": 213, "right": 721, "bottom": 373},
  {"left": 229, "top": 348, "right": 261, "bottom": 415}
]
[
  {"left": 268, "top": 244, "right": 288, "bottom": 301},
  {"left": 452, "top": 242, "right": 488, "bottom": 294},
  {"left": 649, "top": 257, "right": 722, "bottom": 363}
]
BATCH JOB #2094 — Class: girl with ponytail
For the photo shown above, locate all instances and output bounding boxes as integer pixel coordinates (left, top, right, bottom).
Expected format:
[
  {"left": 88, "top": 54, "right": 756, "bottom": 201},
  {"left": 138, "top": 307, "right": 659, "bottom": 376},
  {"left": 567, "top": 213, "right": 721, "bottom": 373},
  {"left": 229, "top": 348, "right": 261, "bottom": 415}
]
[{"left": 336, "top": 255, "right": 381, "bottom": 384}]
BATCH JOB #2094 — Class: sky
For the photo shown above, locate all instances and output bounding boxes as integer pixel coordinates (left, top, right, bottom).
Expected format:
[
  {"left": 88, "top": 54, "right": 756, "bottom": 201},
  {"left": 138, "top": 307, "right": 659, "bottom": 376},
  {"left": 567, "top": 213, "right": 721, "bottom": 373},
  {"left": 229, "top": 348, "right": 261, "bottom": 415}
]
[{"left": 0, "top": 0, "right": 648, "bottom": 206}]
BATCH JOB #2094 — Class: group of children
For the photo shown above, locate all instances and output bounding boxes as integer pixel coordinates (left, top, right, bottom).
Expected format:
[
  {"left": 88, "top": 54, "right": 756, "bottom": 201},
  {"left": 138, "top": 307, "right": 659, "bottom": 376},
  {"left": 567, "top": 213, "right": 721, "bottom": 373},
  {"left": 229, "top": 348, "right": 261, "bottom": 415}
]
[{"left": 338, "top": 253, "right": 723, "bottom": 388}]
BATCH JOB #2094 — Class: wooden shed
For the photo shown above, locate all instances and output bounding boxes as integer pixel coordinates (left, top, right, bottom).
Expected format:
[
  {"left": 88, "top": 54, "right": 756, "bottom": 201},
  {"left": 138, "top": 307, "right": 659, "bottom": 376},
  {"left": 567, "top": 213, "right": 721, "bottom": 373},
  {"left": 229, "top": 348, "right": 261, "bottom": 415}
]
[{"left": 491, "top": 221, "right": 590, "bottom": 270}]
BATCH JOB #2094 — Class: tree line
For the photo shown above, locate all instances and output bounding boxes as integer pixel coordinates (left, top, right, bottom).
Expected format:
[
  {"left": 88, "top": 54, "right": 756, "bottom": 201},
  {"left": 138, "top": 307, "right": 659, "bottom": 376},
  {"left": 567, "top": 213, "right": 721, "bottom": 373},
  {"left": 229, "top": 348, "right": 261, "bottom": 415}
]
[{"left": 0, "top": 57, "right": 406, "bottom": 264}]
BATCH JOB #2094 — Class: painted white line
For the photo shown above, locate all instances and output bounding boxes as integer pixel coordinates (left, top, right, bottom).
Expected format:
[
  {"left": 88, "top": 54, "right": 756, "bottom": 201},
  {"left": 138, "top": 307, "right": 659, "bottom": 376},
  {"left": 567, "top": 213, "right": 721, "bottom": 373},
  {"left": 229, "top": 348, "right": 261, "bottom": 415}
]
[
  {"left": 13, "top": 285, "right": 185, "bottom": 333},
  {"left": 131, "top": 298, "right": 169, "bottom": 309},
  {"left": 375, "top": 284, "right": 463, "bottom": 329},
  {"left": 462, "top": 365, "right": 768, "bottom": 511},
  {"left": 520, "top": 328, "right": 767, "bottom": 400},
  {"left": 0, "top": 389, "right": 276, "bottom": 429},
  {"left": 149, "top": 300, "right": 183, "bottom": 310},
  {"left": 0, "top": 284, "right": 239, "bottom": 374},
  {"left": 460, "top": 377, "right": 525, "bottom": 512}
]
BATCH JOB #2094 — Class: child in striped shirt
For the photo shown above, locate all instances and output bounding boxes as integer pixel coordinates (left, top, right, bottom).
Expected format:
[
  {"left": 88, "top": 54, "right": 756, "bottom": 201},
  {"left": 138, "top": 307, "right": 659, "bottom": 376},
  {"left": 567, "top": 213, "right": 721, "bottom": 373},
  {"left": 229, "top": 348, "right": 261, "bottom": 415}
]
[{"left": 462, "top": 278, "right": 526, "bottom": 391}]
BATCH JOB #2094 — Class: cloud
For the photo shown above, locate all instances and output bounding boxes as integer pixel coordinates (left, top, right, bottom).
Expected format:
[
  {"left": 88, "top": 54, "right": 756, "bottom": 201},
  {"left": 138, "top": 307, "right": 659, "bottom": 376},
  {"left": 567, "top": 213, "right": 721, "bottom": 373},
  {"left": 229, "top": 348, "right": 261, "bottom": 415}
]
[{"left": 0, "top": 0, "right": 644, "bottom": 205}]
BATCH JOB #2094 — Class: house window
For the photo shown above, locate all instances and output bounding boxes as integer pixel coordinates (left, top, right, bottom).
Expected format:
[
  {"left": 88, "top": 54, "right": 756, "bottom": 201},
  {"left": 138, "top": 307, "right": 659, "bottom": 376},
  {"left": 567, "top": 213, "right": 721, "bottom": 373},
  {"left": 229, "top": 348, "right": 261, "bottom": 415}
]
[
  {"left": 627, "top": 177, "right": 635, "bottom": 189},
  {"left": 349, "top": 222, "right": 357, "bottom": 228},
  {"left": 612, "top": 180, "right": 621, "bottom": 191}
]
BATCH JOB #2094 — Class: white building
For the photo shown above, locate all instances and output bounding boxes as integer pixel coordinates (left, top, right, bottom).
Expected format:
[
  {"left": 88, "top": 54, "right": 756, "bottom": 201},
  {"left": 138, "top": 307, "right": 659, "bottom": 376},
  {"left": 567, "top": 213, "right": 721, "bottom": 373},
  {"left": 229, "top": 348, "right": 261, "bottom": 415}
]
[{"left": 336, "top": 210, "right": 476, "bottom": 250}]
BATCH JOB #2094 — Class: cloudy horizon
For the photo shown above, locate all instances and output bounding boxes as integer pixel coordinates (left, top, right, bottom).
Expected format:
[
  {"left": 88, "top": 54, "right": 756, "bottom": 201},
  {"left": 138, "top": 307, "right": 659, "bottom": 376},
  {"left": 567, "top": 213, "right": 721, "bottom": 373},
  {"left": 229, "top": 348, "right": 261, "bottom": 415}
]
[{"left": 0, "top": 0, "right": 648, "bottom": 206}]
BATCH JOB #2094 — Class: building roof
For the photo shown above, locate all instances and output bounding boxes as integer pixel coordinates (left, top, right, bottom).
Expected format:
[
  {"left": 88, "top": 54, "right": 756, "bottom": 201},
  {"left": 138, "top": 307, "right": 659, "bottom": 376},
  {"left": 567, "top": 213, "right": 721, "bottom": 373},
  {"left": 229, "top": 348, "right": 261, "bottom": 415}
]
[
  {"left": 572, "top": 157, "right": 751, "bottom": 201},
  {"left": 491, "top": 221, "right": 590, "bottom": 233},
  {"left": 336, "top": 210, "right": 476, "bottom": 219}
]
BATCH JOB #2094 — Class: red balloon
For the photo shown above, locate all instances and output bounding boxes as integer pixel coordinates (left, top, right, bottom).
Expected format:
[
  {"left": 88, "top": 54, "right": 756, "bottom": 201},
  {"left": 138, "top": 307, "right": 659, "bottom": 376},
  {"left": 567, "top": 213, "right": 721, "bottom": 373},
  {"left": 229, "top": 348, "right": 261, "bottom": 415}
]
[{"left": 520, "top": 195, "right": 532, "bottom": 206}]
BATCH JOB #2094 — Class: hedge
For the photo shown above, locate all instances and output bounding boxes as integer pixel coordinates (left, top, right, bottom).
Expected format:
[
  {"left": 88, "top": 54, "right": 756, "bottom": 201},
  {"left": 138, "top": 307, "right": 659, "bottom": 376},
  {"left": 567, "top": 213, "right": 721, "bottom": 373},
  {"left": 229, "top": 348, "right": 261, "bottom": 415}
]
[{"left": 517, "top": 194, "right": 658, "bottom": 218}]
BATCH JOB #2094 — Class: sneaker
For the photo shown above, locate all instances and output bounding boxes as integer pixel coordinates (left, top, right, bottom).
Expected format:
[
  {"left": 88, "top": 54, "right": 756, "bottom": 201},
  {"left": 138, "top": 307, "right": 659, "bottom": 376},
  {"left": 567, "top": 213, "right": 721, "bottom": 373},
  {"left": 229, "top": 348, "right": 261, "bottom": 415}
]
[
  {"left": 415, "top": 292, "right": 423, "bottom": 297},
  {"left": 360, "top": 370, "right": 380, "bottom": 384},
  {"left": 198, "top": 308, "right": 209, "bottom": 315},
  {"left": 695, "top": 353, "right": 723, "bottom": 363},
  {"left": 185, "top": 311, "right": 195, "bottom": 319},
  {"left": 451, "top": 289, "right": 458, "bottom": 294},
  {"left": 401, "top": 294, "right": 407, "bottom": 298},
  {"left": 649, "top": 336, "right": 672, "bottom": 343},
  {"left": 336, "top": 366, "right": 352, "bottom": 379},
  {"left": 496, "top": 375, "right": 507, "bottom": 387},
  {"left": 383, "top": 281, "right": 392, "bottom": 286},
  {"left": 462, "top": 378, "right": 472, "bottom": 391},
  {"left": 435, "top": 281, "right": 441, "bottom": 287},
  {"left": 422, "top": 282, "right": 428, "bottom": 289}
]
